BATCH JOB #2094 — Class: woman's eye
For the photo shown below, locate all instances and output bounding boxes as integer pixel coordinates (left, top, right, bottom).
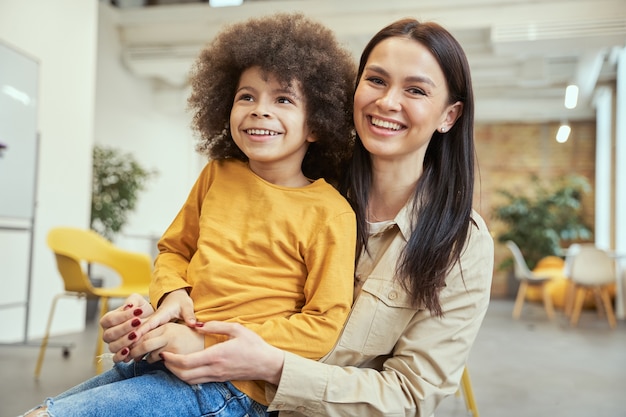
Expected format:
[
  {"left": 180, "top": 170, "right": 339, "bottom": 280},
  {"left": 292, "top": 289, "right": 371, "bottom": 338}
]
[
  {"left": 365, "top": 76, "right": 384, "bottom": 85},
  {"left": 407, "top": 87, "right": 426, "bottom": 96}
]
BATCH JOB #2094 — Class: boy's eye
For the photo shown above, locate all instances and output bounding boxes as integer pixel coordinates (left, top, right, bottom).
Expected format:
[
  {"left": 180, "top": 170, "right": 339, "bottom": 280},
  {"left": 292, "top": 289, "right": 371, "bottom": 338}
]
[
  {"left": 236, "top": 93, "right": 254, "bottom": 102},
  {"left": 277, "top": 96, "right": 294, "bottom": 104}
]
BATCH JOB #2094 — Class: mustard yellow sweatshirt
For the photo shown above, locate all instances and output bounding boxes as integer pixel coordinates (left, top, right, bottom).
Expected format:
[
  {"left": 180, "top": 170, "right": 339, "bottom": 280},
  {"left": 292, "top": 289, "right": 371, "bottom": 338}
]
[{"left": 150, "top": 159, "right": 356, "bottom": 405}]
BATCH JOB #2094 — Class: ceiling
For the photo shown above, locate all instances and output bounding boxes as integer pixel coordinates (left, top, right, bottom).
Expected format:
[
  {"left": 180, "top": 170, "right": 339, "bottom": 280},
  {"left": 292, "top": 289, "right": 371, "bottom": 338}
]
[{"left": 108, "top": 0, "right": 626, "bottom": 123}]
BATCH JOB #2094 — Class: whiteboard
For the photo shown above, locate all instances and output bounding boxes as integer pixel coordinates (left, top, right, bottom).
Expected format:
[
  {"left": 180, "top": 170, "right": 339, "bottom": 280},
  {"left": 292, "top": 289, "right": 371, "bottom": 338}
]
[{"left": 0, "top": 41, "right": 38, "bottom": 219}]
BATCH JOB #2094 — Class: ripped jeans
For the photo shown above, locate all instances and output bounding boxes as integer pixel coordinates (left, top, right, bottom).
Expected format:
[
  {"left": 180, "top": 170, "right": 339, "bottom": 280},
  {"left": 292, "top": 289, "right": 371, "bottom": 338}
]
[{"left": 25, "top": 360, "right": 268, "bottom": 417}]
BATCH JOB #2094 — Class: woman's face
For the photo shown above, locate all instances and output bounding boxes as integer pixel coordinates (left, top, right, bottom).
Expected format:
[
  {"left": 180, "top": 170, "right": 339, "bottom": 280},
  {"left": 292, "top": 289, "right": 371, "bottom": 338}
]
[{"left": 354, "top": 36, "right": 462, "bottom": 166}]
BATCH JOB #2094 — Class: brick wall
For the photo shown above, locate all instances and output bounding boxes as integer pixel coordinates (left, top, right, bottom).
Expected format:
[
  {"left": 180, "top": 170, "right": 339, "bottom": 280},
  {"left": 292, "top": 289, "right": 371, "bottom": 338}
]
[{"left": 473, "top": 121, "right": 596, "bottom": 297}]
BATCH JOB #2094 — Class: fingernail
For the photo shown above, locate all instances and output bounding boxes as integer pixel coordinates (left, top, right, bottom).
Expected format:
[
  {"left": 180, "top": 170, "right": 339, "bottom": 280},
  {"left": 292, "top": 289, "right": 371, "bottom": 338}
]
[
  {"left": 120, "top": 347, "right": 129, "bottom": 356},
  {"left": 133, "top": 309, "right": 143, "bottom": 316},
  {"left": 194, "top": 322, "right": 204, "bottom": 328},
  {"left": 131, "top": 318, "right": 141, "bottom": 327},
  {"left": 123, "top": 304, "right": 134, "bottom": 311},
  {"left": 128, "top": 332, "right": 137, "bottom": 341}
]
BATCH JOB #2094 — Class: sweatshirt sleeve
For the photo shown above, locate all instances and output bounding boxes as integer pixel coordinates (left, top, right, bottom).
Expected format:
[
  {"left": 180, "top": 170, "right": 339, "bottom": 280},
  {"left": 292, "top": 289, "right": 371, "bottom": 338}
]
[{"left": 149, "top": 163, "right": 212, "bottom": 308}]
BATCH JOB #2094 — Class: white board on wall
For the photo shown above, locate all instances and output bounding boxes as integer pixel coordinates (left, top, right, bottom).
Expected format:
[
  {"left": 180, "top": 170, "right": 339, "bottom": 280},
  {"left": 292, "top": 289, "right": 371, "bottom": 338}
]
[{"left": 0, "top": 41, "right": 38, "bottom": 220}]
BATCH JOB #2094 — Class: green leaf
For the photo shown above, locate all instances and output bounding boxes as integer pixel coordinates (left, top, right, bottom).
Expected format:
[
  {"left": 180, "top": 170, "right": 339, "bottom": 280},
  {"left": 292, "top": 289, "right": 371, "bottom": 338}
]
[{"left": 90, "top": 145, "right": 158, "bottom": 240}]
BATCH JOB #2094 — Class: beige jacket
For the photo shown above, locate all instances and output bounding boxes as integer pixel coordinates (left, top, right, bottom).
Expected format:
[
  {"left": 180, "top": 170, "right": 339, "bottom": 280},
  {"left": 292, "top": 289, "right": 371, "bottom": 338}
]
[{"left": 266, "top": 206, "right": 494, "bottom": 417}]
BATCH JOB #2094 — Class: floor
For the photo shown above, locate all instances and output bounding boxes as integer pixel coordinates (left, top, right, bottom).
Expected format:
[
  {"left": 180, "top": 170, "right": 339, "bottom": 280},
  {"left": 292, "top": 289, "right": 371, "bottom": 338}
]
[{"left": 1, "top": 299, "right": 625, "bottom": 417}]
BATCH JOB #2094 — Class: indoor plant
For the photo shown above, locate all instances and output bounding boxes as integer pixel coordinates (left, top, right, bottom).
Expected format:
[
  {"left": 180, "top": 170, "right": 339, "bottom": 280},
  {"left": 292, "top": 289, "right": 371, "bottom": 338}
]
[
  {"left": 90, "top": 145, "right": 157, "bottom": 241},
  {"left": 492, "top": 174, "right": 592, "bottom": 271}
]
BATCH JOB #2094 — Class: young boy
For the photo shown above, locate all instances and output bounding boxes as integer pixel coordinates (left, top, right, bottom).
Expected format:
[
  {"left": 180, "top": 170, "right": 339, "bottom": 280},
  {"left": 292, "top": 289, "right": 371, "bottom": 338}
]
[{"left": 23, "top": 12, "right": 356, "bottom": 417}]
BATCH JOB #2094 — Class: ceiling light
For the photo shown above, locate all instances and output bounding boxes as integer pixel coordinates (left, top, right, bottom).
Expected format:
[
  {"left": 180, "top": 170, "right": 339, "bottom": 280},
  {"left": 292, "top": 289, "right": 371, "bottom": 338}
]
[
  {"left": 556, "top": 123, "right": 571, "bottom": 143},
  {"left": 564, "top": 84, "right": 579, "bottom": 109},
  {"left": 209, "top": 0, "right": 243, "bottom": 6}
]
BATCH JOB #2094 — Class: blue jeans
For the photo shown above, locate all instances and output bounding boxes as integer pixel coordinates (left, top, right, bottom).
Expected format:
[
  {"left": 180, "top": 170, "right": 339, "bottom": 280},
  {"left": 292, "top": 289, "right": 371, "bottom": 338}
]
[{"left": 30, "top": 360, "right": 268, "bottom": 417}]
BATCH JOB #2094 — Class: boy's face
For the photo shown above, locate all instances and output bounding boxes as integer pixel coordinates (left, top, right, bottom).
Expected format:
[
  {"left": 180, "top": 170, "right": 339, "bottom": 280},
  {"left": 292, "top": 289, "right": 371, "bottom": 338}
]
[{"left": 230, "top": 67, "right": 315, "bottom": 181}]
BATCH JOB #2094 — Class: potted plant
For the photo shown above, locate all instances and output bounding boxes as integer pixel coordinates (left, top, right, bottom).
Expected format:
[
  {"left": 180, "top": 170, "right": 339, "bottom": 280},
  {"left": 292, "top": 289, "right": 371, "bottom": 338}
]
[
  {"left": 90, "top": 145, "right": 156, "bottom": 241},
  {"left": 492, "top": 174, "right": 592, "bottom": 296}
]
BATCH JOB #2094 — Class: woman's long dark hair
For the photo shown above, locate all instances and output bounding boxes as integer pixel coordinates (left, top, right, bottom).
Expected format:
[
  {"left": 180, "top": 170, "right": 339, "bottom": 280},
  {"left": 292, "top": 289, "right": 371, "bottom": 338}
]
[{"left": 341, "top": 19, "right": 476, "bottom": 317}]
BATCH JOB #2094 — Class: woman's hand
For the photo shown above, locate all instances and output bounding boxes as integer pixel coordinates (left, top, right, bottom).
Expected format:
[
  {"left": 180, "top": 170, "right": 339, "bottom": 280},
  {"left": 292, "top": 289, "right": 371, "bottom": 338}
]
[
  {"left": 101, "top": 290, "right": 197, "bottom": 363},
  {"left": 100, "top": 293, "right": 154, "bottom": 362},
  {"left": 129, "top": 321, "right": 205, "bottom": 363},
  {"left": 161, "top": 322, "right": 285, "bottom": 386}
]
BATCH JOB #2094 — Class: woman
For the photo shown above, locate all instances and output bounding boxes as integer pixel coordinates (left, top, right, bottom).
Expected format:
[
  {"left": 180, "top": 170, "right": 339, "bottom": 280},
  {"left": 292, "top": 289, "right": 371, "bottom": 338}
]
[{"left": 101, "top": 18, "right": 493, "bottom": 417}]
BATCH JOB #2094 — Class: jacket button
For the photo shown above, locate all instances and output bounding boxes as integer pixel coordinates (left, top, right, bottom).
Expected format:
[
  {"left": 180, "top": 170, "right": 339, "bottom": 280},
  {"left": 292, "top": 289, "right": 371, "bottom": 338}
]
[{"left": 388, "top": 291, "right": 398, "bottom": 300}]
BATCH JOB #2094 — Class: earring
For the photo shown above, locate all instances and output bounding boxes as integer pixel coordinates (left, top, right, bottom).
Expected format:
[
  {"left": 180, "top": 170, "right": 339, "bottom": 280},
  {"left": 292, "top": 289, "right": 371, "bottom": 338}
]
[{"left": 440, "top": 127, "right": 446, "bottom": 133}]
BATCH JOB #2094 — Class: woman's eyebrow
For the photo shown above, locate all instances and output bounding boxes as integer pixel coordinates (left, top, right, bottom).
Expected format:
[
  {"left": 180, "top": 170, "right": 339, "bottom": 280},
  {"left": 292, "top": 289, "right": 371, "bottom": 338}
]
[{"left": 365, "top": 64, "right": 435, "bottom": 87}]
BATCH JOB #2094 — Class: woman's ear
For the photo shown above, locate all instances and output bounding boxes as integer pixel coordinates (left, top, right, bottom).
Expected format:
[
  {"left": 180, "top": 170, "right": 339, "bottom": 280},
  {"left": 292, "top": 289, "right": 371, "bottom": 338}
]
[{"left": 439, "top": 101, "right": 463, "bottom": 133}]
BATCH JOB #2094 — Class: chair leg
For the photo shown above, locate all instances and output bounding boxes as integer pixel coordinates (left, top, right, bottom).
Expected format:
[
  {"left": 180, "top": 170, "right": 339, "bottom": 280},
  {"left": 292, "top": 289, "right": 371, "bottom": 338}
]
[
  {"left": 592, "top": 289, "right": 605, "bottom": 318},
  {"left": 512, "top": 281, "right": 528, "bottom": 319},
  {"left": 460, "top": 366, "right": 479, "bottom": 417},
  {"left": 541, "top": 284, "right": 555, "bottom": 319},
  {"left": 564, "top": 280, "right": 575, "bottom": 317},
  {"left": 34, "top": 293, "right": 63, "bottom": 379},
  {"left": 95, "top": 297, "right": 109, "bottom": 374},
  {"left": 570, "top": 287, "right": 587, "bottom": 327},
  {"left": 598, "top": 287, "right": 617, "bottom": 329}
]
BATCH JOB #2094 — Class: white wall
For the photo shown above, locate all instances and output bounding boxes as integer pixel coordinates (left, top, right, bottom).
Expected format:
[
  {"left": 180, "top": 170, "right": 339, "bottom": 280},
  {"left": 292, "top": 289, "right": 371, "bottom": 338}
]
[
  {"left": 0, "top": 0, "right": 99, "bottom": 339},
  {"left": 94, "top": 4, "right": 201, "bottom": 279}
]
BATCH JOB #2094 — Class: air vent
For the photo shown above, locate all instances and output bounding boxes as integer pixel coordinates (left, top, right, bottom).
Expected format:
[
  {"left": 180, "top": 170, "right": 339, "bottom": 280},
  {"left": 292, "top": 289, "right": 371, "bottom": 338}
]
[{"left": 492, "top": 17, "right": 626, "bottom": 42}]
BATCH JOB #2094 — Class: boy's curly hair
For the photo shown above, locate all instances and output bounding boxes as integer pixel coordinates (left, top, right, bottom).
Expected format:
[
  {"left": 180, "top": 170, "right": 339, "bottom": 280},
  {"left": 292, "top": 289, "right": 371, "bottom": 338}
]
[{"left": 188, "top": 13, "right": 356, "bottom": 184}]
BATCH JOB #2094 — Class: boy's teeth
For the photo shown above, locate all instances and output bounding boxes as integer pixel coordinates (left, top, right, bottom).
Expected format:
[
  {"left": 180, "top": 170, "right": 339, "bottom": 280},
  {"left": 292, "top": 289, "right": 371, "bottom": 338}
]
[{"left": 247, "top": 129, "right": 277, "bottom": 135}]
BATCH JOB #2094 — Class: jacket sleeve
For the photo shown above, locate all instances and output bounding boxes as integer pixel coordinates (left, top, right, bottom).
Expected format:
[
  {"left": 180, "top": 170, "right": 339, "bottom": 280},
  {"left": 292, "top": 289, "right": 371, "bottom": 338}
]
[
  {"left": 149, "top": 163, "right": 212, "bottom": 308},
  {"left": 267, "top": 219, "right": 494, "bottom": 417}
]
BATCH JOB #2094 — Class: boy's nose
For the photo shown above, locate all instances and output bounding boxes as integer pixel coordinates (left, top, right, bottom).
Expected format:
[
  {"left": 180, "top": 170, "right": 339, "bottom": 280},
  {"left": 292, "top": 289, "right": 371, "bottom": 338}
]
[{"left": 251, "top": 110, "right": 271, "bottom": 118}]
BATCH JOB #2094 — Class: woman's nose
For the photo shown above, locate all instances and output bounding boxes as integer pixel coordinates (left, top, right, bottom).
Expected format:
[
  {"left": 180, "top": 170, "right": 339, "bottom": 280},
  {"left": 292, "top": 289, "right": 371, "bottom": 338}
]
[{"left": 377, "top": 89, "right": 401, "bottom": 111}]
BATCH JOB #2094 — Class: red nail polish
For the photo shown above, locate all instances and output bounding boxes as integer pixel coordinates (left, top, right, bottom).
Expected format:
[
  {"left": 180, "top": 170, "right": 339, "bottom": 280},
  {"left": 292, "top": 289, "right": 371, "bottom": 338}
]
[
  {"left": 123, "top": 304, "right": 134, "bottom": 311},
  {"left": 133, "top": 309, "right": 143, "bottom": 316},
  {"left": 131, "top": 318, "right": 141, "bottom": 327},
  {"left": 159, "top": 353, "right": 165, "bottom": 361},
  {"left": 194, "top": 322, "right": 204, "bottom": 328},
  {"left": 128, "top": 332, "right": 137, "bottom": 341},
  {"left": 120, "top": 347, "right": 129, "bottom": 356}
]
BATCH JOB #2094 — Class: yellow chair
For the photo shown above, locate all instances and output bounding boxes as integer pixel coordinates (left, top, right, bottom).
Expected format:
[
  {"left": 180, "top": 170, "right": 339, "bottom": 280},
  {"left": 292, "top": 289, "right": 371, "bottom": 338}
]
[
  {"left": 35, "top": 227, "right": 152, "bottom": 378},
  {"left": 458, "top": 366, "right": 479, "bottom": 417},
  {"left": 505, "top": 241, "right": 555, "bottom": 320}
]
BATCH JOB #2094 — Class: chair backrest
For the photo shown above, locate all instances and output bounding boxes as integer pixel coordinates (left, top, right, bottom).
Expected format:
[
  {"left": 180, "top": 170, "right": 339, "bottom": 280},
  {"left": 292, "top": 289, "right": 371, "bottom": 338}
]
[
  {"left": 569, "top": 246, "right": 615, "bottom": 286},
  {"left": 505, "top": 240, "right": 535, "bottom": 280},
  {"left": 47, "top": 227, "right": 152, "bottom": 293}
]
